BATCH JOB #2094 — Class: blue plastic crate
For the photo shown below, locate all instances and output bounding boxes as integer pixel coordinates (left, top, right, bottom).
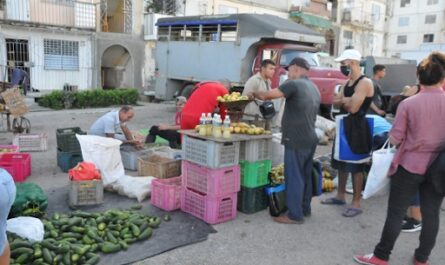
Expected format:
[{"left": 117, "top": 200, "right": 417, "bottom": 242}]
[{"left": 57, "top": 149, "right": 83, "bottom": 173}]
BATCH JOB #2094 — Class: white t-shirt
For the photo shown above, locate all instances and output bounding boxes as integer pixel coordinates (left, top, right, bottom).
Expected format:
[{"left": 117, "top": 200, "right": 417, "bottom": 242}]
[{"left": 89, "top": 110, "right": 126, "bottom": 141}]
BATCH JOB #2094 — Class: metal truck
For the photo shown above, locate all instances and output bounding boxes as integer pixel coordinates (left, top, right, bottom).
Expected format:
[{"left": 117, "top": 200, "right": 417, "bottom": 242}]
[{"left": 153, "top": 13, "right": 347, "bottom": 115}]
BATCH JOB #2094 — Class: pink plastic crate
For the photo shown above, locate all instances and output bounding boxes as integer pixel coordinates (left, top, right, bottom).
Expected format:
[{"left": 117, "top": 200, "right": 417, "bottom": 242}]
[
  {"left": 182, "top": 161, "right": 240, "bottom": 197},
  {"left": 0, "top": 145, "right": 19, "bottom": 153},
  {"left": 0, "top": 153, "right": 31, "bottom": 182},
  {"left": 181, "top": 188, "right": 237, "bottom": 224},
  {"left": 151, "top": 176, "right": 182, "bottom": 211}
]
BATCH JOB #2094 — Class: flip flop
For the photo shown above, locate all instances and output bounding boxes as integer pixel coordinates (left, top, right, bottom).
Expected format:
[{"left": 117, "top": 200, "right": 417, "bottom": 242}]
[
  {"left": 321, "top": 197, "right": 346, "bottom": 205},
  {"left": 342, "top": 207, "right": 363, "bottom": 217}
]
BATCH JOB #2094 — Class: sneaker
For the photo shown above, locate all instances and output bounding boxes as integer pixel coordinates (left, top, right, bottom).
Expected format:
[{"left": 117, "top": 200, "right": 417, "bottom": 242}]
[
  {"left": 413, "top": 256, "right": 429, "bottom": 265},
  {"left": 353, "top": 254, "right": 388, "bottom": 265},
  {"left": 402, "top": 218, "right": 422, "bottom": 233}
]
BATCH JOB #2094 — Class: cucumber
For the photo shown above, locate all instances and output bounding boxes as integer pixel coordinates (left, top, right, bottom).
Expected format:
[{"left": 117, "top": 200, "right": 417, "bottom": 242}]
[
  {"left": 42, "top": 248, "right": 53, "bottom": 264},
  {"left": 68, "top": 217, "right": 82, "bottom": 226},
  {"left": 15, "top": 253, "right": 30, "bottom": 264},
  {"left": 11, "top": 247, "right": 34, "bottom": 257},
  {"left": 97, "top": 222, "right": 106, "bottom": 231},
  {"left": 70, "top": 226, "right": 86, "bottom": 233},
  {"left": 148, "top": 217, "right": 161, "bottom": 228},
  {"left": 119, "top": 241, "right": 128, "bottom": 250},
  {"left": 72, "top": 211, "right": 93, "bottom": 218},
  {"left": 61, "top": 232, "right": 82, "bottom": 239},
  {"left": 130, "top": 223, "right": 141, "bottom": 237},
  {"left": 130, "top": 204, "right": 143, "bottom": 210},
  {"left": 100, "top": 242, "right": 121, "bottom": 253},
  {"left": 164, "top": 214, "right": 171, "bottom": 222},
  {"left": 85, "top": 255, "right": 100, "bottom": 265},
  {"left": 106, "top": 231, "right": 118, "bottom": 244},
  {"left": 10, "top": 241, "right": 33, "bottom": 249},
  {"left": 89, "top": 243, "right": 99, "bottom": 252},
  {"left": 31, "top": 258, "right": 44, "bottom": 265},
  {"left": 124, "top": 238, "right": 137, "bottom": 244},
  {"left": 54, "top": 253, "right": 63, "bottom": 263},
  {"left": 139, "top": 221, "right": 149, "bottom": 232},
  {"left": 120, "top": 227, "right": 130, "bottom": 237},
  {"left": 63, "top": 252, "right": 71, "bottom": 265},
  {"left": 71, "top": 253, "right": 80, "bottom": 262},
  {"left": 82, "top": 235, "right": 95, "bottom": 245},
  {"left": 138, "top": 227, "right": 153, "bottom": 241},
  {"left": 50, "top": 230, "right": 59, "bottom": 238},
  {"left": 34, "top": 247, "right": 43, "bottom": 258},
  {"left": 53, "top": 213, "right": 61, "bottom": 220}
]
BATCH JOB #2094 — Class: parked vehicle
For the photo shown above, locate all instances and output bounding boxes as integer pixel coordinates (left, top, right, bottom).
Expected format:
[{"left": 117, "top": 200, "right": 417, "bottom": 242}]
[{"left": 154, "top": 13, "right": 347, "bottom": 116}]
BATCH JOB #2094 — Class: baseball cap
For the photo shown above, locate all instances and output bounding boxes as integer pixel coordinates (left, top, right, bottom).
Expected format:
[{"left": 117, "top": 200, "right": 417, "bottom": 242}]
[
  {"left": 335, "top": 49, "right": 362, "bottom": 62},
  {"left": 284, "top": 57, "right": 310, "bottom": 71}
]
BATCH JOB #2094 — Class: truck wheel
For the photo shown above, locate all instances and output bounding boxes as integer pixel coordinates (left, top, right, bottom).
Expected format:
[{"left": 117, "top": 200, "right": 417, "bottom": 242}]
[{"left": 180, "top": 84, "right": 195, "bottom": 99}]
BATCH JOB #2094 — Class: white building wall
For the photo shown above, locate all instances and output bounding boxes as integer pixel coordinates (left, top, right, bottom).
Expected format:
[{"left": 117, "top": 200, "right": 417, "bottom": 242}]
[
  {"left": 385, "top": 0, "right": 445, "bottom": 57},
  {"left": 0, "top": 28, "right": 93, "bottom": 91}
]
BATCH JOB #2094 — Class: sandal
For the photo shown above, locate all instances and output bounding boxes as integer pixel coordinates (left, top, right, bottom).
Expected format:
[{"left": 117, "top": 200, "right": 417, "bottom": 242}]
[
  {"left": 321, "top": 197, "right": 346, "bottom": 205},
  {"left": 342, "top": 207, "right": 363, "bottom": 217}
]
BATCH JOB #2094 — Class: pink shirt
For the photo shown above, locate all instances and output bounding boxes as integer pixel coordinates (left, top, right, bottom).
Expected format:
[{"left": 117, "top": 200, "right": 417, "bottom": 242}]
[{"left": 389, "top": 88, "right": 445, "bottom": 176}]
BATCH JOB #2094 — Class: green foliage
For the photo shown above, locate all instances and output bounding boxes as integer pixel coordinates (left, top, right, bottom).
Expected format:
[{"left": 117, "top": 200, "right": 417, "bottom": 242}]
[{"left": 38, "top": 89, "right": 139, "bottom": 109}]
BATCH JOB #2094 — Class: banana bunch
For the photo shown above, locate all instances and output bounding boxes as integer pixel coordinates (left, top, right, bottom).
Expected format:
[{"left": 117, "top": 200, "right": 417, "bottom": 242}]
[
  {"left": 217, "top": 92, "right": 249, "bottom": 103},
  {"left": 269, "top": 164, "right": 284, "bottom": 184},
  {"left": 322, "top": 178, "right": 335, "bottom": 192},
  {"left": 322, "top": 168, "right": 333, "bottom": 179},
  {"left": 230, "top": 122, "right": 272, "bottom": 136}
]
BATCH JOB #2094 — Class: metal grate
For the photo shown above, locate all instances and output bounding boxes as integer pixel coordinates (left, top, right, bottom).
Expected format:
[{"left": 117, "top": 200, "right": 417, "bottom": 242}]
[{"left": 44, "top": 39, "right": 79, "bottom": 70}]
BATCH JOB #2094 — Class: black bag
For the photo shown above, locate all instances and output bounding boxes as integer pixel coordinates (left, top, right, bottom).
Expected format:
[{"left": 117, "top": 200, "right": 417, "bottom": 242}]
[
  {"left": 265, "top": 184, "right": 287, "bottom": 217},
  {"left": 259, "top": 101, "right": 276, "bottom": 120},
  {"left": 425, "top": 150, "right": 445, "bottom": 197}
]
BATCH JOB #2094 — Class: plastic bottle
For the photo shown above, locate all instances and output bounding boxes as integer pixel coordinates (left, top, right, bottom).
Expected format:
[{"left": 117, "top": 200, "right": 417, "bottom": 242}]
[
  {"left": 206, "top": 113, "right": 213, "bottom": 136},
  {"left": 212, "top": 114, "right": 222, "bottom": 138},
  {"left": 223, "top": 116, "right": 231, "bottom": 139},
  {"left": 199, "top": 113, "right": 207, "bottom": 136}
]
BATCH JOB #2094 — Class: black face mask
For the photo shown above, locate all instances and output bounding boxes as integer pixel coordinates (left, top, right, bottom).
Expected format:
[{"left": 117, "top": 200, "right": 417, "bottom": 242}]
[{"left": 340, "top": 65, "right": 351, "bottom": 77}]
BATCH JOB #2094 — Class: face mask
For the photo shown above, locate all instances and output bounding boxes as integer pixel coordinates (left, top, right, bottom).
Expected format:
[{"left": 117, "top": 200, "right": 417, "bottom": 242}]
[{"left": 340, "top": 65, "right": 351, "bottom": 77}]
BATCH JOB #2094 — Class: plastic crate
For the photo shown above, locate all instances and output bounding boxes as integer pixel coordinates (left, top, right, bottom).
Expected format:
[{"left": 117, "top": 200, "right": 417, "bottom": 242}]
[
  {"left": 239, "top": 139, "right": 272, "bottom": 162},
  {"left": 56, "top": 127, "right": 86, "bottom": 153},
  {"left": 138, "top": 154, "right": 181, "bottom": 178},
  {"left": 182, "top": 160, "right": 240, "bottom": 197},
  {"left": 181, "top": 188, "right": 237, "bottom": 224},
  {"left": 182, "top": 135, "right": 240, "bottom": 168},
  {"left": 120, "top": 145, "right": 170, "bottom": 171},
  {"left": 13, "top": 134, "right": 48, "bottom": 152},
  {"left": 151, "top": 176, "right": 181, "bottom": 211},
  {"left": 69, "top": 179, "right": 104, "bottom": 207},
  {"left": 57, "top": 149, "right": 83, "bottom": 173},
  {"left": 0, "top": 153, "right": 31, "bottom": 182},
  {"left": 0, "top": 145, "right": 19, "bottom": 153},
  {"left": 237, "top": 185, "right": 268, "bottom": 214},
  {"left": 239, "top": 160, "right": 272, "bottom": 188}
]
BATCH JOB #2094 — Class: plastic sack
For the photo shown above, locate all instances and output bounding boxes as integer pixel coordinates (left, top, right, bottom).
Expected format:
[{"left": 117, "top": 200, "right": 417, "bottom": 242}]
[
  {"left": 265, "top": 184, "right": 287, "bottom": 217},
  {"left": 69, "top": 162, "right": 101, "bottom": 181},
  {"left": 316, "top": 115, "right": 336, "bottom": 139},
  {"left": 363, "top": 140, "right": 396, "bottom": 199},
  {"left": 110, "top": 175, "right": 155, "bottom": 202},
  {"left": 6, "top": 217, "right": 44, "bottom": 242},
  {"left": 76, "top": 135, "right": 124, "bottom": 186},
  {"left": 10, "top": 183, "right": 48, "bottom": 218}
]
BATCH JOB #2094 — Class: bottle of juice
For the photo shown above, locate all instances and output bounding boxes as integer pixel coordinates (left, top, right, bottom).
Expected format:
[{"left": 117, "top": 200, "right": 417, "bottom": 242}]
[
  {"left": 199, "top": 113, "right": 207, "bottom": 136},
  {"left": 223, "top": 116, "right": 231, "bottom": 139},
  {"left": 212, "top": 114, "right": 222, "bottom": 138},
  {"left": 206, "top": 113, "right": 213, "bottom": 136}
]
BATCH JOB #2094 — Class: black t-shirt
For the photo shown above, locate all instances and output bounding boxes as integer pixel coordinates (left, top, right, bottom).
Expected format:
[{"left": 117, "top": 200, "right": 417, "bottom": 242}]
[
  {"left": 279, "top": 77, "right": 321, "bottom": 150},
  {"left": 368, "top": 79, "right": 383, "bottom": 114}
]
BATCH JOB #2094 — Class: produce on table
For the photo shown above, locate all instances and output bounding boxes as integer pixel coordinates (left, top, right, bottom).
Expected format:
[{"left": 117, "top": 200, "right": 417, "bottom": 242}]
[
  {"left": 7, "top": 207, "right": 163, "bottom": 265},
  {"left": 269, "top": 164, "right": 285, "bottom": 184},
  {"left": 196, "top": 122, "right": 271, "bottom": 136},
  {"left": 217, "top": 92, "right": 249, "bottom": 103}
]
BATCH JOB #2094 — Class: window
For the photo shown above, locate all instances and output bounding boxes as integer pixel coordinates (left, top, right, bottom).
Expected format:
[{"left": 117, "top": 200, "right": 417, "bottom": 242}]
[
  {"left": 44, "top": 39, "right": 79, "bottom": 70},
  {"left": 371, "top": 4, "right": 381, "bottom": 23},
  {"left": 425, "top": 15, "right": 436, "bottom": 24},
  {"left": 343, "top": 30, "right": 353, "bottom": 40},
  {"left": 423, "top": 34, "right": 434, "bottom": 43},
  {"left": 427, "top": 0, "right": 438, "bottom": 5},
  {"left": 397, "top": 35, "right": 407, "bottom": 44},
  {"left": 401, "top": 0, "right": 410, "bottom": 7},
  {"left": 280, "top": 50, "right": 319, "bottom": 67},
  {"left": 398, "top": 17, "right": 409, "bottom": 26}
]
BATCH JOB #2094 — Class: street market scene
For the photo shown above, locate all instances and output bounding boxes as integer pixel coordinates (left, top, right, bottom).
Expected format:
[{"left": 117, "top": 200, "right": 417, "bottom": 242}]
[{"left": 1, "top": 0, "right": 445, "bottom": 265}]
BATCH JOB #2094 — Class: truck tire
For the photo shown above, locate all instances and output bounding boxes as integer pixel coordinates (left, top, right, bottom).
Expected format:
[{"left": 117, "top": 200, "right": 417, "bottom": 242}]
[{"left": 180, "top": 84, "right": 195, "bottom": 99}]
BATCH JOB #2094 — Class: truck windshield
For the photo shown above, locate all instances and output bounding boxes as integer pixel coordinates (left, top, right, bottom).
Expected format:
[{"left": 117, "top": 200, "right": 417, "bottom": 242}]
[{"left": 280, "top": 50, "right": 319, "bottom": 67}]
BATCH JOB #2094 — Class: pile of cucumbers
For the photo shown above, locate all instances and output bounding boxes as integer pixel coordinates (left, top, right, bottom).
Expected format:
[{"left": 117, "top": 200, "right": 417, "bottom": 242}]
[{"left": 8, "top": 206, "right": 167, "bottom": 265}]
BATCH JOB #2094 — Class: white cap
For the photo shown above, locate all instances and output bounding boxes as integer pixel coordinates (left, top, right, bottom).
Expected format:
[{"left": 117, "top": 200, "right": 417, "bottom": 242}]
[{"left": 335, "top": 49, "right": 362, "bottom": 62}]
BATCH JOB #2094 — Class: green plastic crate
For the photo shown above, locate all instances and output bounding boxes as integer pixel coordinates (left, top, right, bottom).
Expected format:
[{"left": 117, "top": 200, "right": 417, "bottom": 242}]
[
  {"left": 239, "top": 160, "right": 272, "bottom": 188},
  {"left": 56, "top": 127, "right": 86, "bottom": 153},
  {"left": 237, "top": 185, "right": 268, "bottom": 214}
]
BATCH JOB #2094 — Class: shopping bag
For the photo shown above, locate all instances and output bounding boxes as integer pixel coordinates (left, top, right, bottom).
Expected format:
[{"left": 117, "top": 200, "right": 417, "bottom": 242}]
[
  {"left": 363, "top": 140, "right": 395, "bottom": 199},
  {"left": 312, "top": 160, "right": 322, "bottom": 197},
  {"left": 334, "top": 114, "right": 374, "bottom": 163},
  {"left": 265, "top": 184, "right": 287, "bottom": 217},
  {"left": 69, "top": 162, "right": 101, "bottom": 181}
]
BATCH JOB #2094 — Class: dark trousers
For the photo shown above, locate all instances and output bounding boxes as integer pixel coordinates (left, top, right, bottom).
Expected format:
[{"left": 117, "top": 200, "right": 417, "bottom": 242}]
[
  {"left": 374, "top": 166, "right": 444, "bottom": 262},
  {"left": 284, "top": 146, "right": 316, "bottom": 221},
  {"left": 145, "top": 126, "right": 181, "bottom": 148}
]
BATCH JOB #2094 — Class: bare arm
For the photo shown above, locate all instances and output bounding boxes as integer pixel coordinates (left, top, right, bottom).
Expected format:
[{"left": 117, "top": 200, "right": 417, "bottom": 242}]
[
  {"left": 370, "top": 102, "right": 385, "bottom": 116},
  {"left": 343, "top": 79, "right": 373, "bottom": 114},
  {"left": 333, "top": 85, "right": 345, "bottom": 108},
  {"left": 121, "top": 124, "right": 133, "bottom": 140},
  {"left": 252, "top": 88, "right": 284, "bottom": 100}
]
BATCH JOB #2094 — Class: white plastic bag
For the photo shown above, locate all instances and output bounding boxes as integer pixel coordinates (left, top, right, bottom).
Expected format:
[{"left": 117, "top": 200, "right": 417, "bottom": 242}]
[
  {"left": 111, "top": 175, "right": 155, "bottom": 202},
  {"left": 363, "top": 140, "right": 396, "bottom": 199},
  {"left": 76, "top": 135, "right": 124, "bottom": 186},
  {"left": 6, "top": 217, "right": 44, "bottom": 242}
]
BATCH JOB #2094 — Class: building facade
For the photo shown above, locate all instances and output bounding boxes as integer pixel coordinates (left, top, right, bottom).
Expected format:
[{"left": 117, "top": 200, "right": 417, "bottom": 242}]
[{"left": 384, "top": 0, "right": 445, "bottom": 62}]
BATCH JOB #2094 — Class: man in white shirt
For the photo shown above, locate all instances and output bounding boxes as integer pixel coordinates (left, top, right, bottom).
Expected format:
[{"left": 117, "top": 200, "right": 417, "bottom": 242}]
[{"left": 89, "top": 106, "right": 140, "bottom": 147}]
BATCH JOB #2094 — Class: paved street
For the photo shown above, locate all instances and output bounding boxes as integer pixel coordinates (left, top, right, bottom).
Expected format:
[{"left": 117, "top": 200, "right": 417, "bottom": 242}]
[{"left": 6, "top": 103, "right": 444, "bottom": 265}]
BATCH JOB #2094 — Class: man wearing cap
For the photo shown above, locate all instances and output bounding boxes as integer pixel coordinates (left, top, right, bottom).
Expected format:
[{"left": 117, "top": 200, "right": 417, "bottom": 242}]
[
  {"left": 321, "top": 49, "right": 374, "bottom": 218},
  {"left": 251, "top": 57, "right": 320, "bottom": 224}
]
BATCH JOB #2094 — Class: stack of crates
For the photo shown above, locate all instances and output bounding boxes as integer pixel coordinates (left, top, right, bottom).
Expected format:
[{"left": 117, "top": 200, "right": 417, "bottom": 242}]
[
  {"left": 180, "top": 135, "right": 240, "bottom": 224},
  {"left": 56, "top": 127, "right": 86, "bottom": 172},
  {"left": 237, "top": 138, "right": 272, "bottom": 214}
]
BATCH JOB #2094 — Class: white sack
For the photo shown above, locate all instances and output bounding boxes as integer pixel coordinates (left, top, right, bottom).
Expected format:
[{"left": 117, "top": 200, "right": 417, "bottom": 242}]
[{"left": 7, "top": 217, "right": 44, "bottom": 242}]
